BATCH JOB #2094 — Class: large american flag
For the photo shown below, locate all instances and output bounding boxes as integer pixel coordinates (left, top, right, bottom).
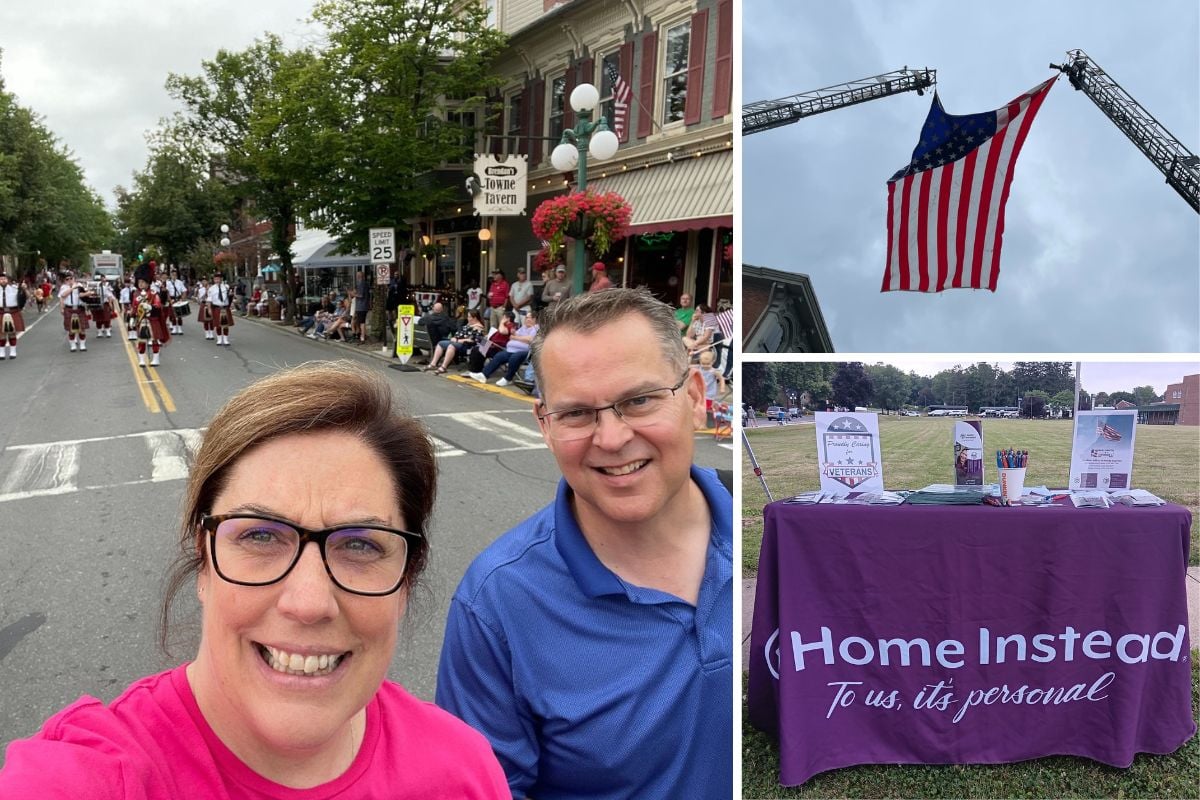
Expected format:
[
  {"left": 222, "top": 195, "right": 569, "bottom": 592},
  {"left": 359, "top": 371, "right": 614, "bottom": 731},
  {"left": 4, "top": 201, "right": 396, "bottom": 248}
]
[
  {"left": 881, "top": 77, "right": 1055, "bottom": 293},
  {"left": 1097, "top": 419, "right": 1123, "bottom": 441},
  {"left": 605, "top": 61, "right": 631, "bottom": 140}
]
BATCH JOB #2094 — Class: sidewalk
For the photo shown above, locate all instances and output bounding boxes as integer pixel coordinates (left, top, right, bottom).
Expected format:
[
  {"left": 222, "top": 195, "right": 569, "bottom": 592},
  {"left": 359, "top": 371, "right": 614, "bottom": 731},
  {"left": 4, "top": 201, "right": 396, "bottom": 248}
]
[
  {"left": 741, "top": 568, "right": 1200, "bottom": 672},
  {"left": 243, "top": 314, "right": 726, "bottom": 432}
]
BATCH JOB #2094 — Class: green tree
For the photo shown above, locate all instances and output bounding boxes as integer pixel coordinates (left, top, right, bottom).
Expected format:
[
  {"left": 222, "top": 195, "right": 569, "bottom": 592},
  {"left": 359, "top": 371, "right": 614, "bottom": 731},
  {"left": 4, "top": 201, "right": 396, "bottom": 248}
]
[
  {"left": 1050, "top": 390, "right": 1076, "bottom": 410},
  {"left": 1020, "top": 390, "right": 1050, "bottom": 418},
  {"left": 742, "top": 362, "right": 777, "bottom": 410},
  {"left": 773, "top": 362, "right": 833, "bottom": 409},
  {"left": 299, "top": 0, "right": 507, "bottom": 336},
  {"left": 168, "top": 36, "right": 319, "bottom": 322},
  {"left": 1132, "top": 385, "right": 1160, "bottom": 406},
  {"left": 865, "top": 363, "right": 911, "bottom": 411},
  {"left": 1107, "top": 391, "right": 1137, "bottom": 406},
  {"left": 832, "top": 363, "right": 873, "bottom": 409}
]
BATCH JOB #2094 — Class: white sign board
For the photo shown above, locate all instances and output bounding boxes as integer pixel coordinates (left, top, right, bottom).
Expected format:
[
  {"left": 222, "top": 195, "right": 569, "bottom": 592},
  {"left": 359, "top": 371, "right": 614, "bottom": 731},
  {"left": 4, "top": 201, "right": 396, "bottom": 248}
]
[
  {"left": 369, "top": 228, "right": 395, "bottom": 264},
  {"left": 815, "top": 412, "right": 884, "bottom": 495},
  {"left": 374, "top": 263, "right": 390, "bottom": 286},
  {"left": 1069, "top": 410, "right": 1137, "bottom": 490},
  {"left": 472, "top": 154, "right": 528, "bottom": 216}
]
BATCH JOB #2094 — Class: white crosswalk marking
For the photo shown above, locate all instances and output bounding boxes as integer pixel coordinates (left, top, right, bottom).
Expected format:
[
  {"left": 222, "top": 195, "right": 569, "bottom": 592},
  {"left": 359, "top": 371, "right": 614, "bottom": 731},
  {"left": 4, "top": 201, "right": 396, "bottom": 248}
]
[
  {"left": 0, "top": 444, "right": 79, "bottom": 502},
  {"left": 0, "top": 413, "right": 550, "bottom": 504},
  {"left": 146, "top": 431, "right": 192, "bottom": 482}
]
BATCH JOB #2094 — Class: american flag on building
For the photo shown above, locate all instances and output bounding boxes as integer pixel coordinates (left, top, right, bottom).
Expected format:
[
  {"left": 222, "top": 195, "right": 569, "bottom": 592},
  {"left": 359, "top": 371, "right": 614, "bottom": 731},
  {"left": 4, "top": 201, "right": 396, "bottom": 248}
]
[
  {"left": 881, "top": 77, "right": 1055, "bottom": 293},
  {"left": 605, "top": 61, "right": 631, "bottom": 140}
]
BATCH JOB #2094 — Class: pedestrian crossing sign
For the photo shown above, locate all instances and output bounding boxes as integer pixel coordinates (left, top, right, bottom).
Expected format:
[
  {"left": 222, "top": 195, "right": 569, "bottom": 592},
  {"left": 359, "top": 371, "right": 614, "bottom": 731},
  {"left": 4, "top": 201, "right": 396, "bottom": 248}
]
[{"left": 396, "top": 304, "right": 414, "bottom": 363}]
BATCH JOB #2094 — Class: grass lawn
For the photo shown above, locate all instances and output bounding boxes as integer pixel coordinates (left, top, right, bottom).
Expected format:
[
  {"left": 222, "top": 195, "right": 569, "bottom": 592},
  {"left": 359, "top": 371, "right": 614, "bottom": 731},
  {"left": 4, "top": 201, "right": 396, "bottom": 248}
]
[
  {"left": 742, "top": 417, "right": 1200, "bottom": 573},
  {"left": 740, "top": 416, "right": 1199, "bottom": 797},
  {"left": 742, "top": 655, "right": 1200, "bottom": 799}
]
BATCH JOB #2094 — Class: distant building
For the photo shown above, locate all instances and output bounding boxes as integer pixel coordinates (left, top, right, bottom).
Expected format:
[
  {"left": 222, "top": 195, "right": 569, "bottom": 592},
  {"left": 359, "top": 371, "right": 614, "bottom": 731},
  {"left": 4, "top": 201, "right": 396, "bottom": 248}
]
[
  {"left": 1141, "top": 373, "right": 1199, "bottom": 426},
  {"left": 742, "top": 264, "right": 833, "bottom": 352}
]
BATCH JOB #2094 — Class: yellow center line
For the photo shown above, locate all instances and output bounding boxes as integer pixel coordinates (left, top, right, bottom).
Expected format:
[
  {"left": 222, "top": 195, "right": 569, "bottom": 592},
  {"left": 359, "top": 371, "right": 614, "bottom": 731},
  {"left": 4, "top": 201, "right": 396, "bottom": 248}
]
[
  {"left": 144, "top": 364, "right": 177, "bottom": 411},
  {"left": 118, "top": 328, "right": 162, "bottom": 413}
]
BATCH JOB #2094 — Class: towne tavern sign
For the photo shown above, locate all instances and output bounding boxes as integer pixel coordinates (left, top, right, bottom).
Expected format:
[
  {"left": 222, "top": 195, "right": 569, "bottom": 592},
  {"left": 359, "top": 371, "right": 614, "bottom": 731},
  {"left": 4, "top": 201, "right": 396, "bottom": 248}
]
[{"left": 472, "top": 154, "right": 528, "bottom": 216}]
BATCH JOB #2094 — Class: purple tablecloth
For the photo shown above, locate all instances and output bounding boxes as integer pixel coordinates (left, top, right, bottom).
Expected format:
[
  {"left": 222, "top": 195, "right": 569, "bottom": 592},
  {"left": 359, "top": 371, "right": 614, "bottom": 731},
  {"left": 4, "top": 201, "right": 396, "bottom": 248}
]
[{"left": 747, "top": 501, "right": 1196, "bottom": 786}]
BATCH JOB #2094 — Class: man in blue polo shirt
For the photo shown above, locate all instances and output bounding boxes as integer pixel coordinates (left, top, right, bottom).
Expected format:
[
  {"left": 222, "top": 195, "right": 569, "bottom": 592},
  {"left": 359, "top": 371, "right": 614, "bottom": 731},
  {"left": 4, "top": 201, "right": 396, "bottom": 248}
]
[{"left": 436, "top": 288, "right": 732, "bottom": 800}]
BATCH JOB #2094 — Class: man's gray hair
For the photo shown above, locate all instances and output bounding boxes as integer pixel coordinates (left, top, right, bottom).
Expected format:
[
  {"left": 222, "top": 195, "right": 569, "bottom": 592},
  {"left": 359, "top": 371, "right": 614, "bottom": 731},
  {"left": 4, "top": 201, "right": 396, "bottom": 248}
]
[{"left": 531, "top": 288, "right": 687, "bottom": 394}]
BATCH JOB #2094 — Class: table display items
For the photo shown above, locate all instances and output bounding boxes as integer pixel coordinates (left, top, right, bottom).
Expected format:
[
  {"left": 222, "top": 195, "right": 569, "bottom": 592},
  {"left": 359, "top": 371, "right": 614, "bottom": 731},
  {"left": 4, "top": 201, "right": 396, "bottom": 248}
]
[
  {"left": 1069, "top": 410, "right": 1136, "bottom": 490},
  {"left": 815, "top": 412, "right": 884, "bottom": 495},
  {"left": 953, "top": 420, "right": 984, "bottom": 485}
]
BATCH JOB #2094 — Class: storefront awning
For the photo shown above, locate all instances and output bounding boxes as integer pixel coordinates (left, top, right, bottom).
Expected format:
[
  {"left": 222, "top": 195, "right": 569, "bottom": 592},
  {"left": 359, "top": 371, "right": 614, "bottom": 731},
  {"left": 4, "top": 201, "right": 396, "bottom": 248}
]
[
  {"left": 297, "top": 240, "right": 371, "bottom": 270},
  {"left": 588, "top": 149, "right": 732, "bottom": 235}
]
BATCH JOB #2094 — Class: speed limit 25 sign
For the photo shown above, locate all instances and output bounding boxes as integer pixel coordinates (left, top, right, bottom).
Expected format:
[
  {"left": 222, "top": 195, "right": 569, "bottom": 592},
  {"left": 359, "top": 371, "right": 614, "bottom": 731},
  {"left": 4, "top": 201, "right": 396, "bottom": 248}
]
[{"left": 369, "top": 227, "right": 396, "bottom": 264}]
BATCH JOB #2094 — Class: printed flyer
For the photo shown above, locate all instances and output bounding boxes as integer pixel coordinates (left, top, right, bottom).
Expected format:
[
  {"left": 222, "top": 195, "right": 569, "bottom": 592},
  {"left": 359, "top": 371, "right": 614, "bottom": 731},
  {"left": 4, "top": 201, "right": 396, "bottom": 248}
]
[
  {"left": 815, "top": 412, "right": 884, "bottom": 495},
  {"left": 953, "top": 420, "right": 985, "bottom": 486},
  {"left": 1069, "top": 410, "right": 1137, "bottom": 490}
]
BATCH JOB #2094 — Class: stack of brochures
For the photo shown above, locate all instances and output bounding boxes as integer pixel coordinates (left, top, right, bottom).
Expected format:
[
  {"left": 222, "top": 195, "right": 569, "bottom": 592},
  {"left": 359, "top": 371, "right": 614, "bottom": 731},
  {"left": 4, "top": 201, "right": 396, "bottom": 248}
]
[
  {"left": 782, "top": 490, "right": 907, "bottom": 505},
  {"left": 1071, "top": 491, "right": 1112, "bottom": 509},
  {"left": 1109, "top": 489, "right": 1166, "bottom": 507},
  {"left": 903, "top": 485, "right": 987, "bottom": 505}
]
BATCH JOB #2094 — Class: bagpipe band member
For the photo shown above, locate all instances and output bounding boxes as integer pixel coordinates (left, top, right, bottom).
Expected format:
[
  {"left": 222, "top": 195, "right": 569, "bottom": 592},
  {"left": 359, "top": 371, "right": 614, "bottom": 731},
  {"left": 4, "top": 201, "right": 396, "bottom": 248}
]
[
  {"left": 166, "top": 271, "right": 188, "bottom": 334},
  {"left": 134, "top": 279, "right": 171, "bottom": 367},
  {"left": 90, "top": 275, "right": 117, "bottom": 337},
  {"left": 0, "top": 273, "right": 26, "bottom": 360},
  {"left": 198, "top": 280, "right": 215, "bottom": 339},
  {"left": 58, "top": 277, "right": 91, "bottom": 352},
  {"left": 206, "top": 274, "right": 234, "bottom": 346},
  {"left": 119, "top": 280, "right": 138, "bottom": 340}
]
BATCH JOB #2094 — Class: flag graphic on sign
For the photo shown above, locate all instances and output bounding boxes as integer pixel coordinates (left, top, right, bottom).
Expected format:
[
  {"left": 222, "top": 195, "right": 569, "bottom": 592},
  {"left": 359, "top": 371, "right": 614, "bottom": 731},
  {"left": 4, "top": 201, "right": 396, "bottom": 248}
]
[
  {"left": 1097, "top": 419, "right": 1123, "bottom": 441},
  {"left": 604, "top": 61, "right": 631, "bottom": 141},
  {"left": 881, "top": 77, "right": 1055, "bottom": 293}
]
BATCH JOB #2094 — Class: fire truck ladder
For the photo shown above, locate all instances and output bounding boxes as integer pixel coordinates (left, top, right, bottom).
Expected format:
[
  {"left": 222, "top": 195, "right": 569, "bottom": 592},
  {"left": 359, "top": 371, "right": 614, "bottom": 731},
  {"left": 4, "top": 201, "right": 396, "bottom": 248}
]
[
  {"left": 742, "top": 67, "right": 936, "bottom": 137},
  {"left": 1051, "top": 49, "right": 1199, "bottom": 213}
]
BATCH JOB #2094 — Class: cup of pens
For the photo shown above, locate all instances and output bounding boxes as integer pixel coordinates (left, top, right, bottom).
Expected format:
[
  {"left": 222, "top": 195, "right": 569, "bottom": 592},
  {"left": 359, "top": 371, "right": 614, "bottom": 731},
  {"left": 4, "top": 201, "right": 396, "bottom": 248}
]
[{"left": 997, "top": 449, "right": 1028, "bottom": 503}]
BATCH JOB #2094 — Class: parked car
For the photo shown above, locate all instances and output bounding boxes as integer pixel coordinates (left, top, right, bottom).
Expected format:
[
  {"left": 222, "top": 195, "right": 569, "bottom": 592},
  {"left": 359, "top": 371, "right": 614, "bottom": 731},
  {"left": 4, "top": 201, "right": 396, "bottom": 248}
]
[
  {"left": 765, "top": 406, "right": 787, "bottom": 422},
  {"left": 899, "top": 409, "right": 919, "bottom": 416},
  {"left": 788, "top": 407, "right": 801, "bottom": 418}
]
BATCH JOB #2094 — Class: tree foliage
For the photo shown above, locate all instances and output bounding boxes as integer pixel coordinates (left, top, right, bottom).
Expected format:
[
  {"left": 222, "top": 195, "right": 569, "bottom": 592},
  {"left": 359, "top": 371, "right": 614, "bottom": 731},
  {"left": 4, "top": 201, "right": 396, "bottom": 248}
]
[
  {"left": 0, "top": 54, "right": 112, "bottom": 272},
  {"left": 832, "top": 363, "right": 873, "bottom": 409},
  {"left": 742, "top": 362, "right": 777, "bottom": 410}
]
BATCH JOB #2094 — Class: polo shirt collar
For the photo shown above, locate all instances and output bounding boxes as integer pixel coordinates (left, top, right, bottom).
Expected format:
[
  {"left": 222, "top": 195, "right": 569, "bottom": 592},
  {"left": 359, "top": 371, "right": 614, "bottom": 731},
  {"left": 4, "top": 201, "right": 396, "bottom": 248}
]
[{"left": 553, "top": 465, "right": 731, "bottom": 599}]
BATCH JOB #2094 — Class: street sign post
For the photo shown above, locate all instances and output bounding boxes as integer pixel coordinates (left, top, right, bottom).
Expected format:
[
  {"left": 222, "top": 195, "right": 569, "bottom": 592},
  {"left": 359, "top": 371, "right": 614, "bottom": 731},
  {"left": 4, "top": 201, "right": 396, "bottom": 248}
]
[
  {"left": 374, "top": 263, "right": 389, "bottom": 286},
  {"left": 369, "top": 227, "right": 396, "bottom": 264}
]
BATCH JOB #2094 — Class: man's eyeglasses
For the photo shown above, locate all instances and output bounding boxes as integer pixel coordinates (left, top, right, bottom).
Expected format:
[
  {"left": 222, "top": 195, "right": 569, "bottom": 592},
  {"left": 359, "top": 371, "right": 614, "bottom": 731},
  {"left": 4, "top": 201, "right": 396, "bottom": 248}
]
[
  {"left": 537, "top": 371, "right": 691, "bottom": 441},
  {"left": 200, "top": 513, "right": 423, "bottom": 596}
]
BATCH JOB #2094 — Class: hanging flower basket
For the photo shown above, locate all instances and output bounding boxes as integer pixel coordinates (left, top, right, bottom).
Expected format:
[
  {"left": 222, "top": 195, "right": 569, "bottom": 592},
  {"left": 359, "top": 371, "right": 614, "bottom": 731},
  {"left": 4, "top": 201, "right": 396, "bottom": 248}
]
[{"left": 532, "top": 190, "right": 633, "bottom": 260}]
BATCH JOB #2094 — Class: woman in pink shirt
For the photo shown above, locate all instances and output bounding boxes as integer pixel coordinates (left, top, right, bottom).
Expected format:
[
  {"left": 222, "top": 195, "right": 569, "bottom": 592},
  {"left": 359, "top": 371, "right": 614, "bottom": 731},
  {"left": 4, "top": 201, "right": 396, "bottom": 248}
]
[{"left": 0, "top": 362, "right": 508, "bottom": 799}]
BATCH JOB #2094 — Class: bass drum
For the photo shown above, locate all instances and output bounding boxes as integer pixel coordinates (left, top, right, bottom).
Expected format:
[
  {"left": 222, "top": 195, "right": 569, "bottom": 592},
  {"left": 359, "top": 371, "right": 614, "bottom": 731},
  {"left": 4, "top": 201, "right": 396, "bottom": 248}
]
[{"left": 173, "top": 300, "right": 192, "bottom": 317}]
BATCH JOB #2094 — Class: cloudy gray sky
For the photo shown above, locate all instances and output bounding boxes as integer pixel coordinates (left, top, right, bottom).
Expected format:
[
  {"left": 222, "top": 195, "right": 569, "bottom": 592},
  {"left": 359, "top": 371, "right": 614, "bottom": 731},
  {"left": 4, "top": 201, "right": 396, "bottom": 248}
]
[
  {"left": 0, "top": 1, "right": 321, "bottom": 206},
  {"left": 743, "top": 0, "right": 1200, "bottom": 353}
]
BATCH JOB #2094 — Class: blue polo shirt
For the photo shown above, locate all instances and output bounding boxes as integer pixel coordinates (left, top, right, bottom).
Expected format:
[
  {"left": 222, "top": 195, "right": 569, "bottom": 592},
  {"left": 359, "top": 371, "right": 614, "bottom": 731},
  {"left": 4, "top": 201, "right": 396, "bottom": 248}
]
[{"left": 436, "top": 466, "right": 733, "bottom": 800}]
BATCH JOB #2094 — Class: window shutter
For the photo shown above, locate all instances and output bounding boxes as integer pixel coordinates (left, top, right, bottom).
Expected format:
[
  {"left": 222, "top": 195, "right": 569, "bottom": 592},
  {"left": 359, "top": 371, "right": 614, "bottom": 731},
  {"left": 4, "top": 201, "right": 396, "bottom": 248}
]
[
  {"left": 712, "top": 0, "right": 732, "bottom": 118},
  {"left": 637, "top": 32, "right": 658, "bottom": 139},
  {"left": 618, "top": 41, "right": 634, "bottom": 143},
  {"left": 530, "top": 78, "right": 545, "bottom": 164},
  {"left": 564, "top": 62, "right": 577, "bottom": 130},
  {"left": 684, "top": 9, "right": 708, "bottom": 126}
]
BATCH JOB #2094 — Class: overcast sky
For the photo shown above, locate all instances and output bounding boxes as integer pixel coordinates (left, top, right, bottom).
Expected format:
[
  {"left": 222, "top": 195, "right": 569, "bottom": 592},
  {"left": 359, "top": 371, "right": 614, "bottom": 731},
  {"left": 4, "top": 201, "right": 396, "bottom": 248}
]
[
  {"left": 743, "top": 0, "right": 1200, "bottom": 353},
  {"left": 0, "top": 1, "right": 321, "bottom": 206}
]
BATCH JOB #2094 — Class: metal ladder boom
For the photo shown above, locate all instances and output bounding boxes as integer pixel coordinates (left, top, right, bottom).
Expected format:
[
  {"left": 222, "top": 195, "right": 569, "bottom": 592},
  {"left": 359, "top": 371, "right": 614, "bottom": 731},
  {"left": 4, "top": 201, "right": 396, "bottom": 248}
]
[
  {"left": 1052, "top": 49, "right": 1199, "bottom": 213},
  {"left": 742, "top": 68, "right": 936, "bottom": 136}
]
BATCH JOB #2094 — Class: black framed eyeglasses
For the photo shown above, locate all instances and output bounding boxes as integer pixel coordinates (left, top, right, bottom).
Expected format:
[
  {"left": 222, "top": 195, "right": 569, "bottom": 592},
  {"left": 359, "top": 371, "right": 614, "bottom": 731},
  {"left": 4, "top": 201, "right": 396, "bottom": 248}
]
[
  {"left": 200, "top": 513, "right": 423, "bottom": 597},
  {"left": 536, "top": 371, "right": 692, "bottom": 441}
]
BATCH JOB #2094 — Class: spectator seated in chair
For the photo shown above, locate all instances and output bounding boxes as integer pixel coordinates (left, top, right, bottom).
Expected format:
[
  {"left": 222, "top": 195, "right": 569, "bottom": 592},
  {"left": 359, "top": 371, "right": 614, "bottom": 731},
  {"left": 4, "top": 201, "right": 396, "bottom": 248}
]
[
  {"left": 683, "top": 303, "right": 715, "bottom": 358},
  {"left": 418, "top": 302, "right": 455, "bottom": 362},
  {"left": 468, "top": 310, "right": 539, "bottom": 388},
  {"left": 426, "top": 309, "right": 486, "bottom": 374}
]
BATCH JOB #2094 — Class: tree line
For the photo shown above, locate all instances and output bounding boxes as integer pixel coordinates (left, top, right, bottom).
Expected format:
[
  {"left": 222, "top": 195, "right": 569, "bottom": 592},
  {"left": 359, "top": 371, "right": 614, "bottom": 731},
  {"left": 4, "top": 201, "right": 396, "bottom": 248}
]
[
  {"left": 0, "top": 53, "right": 113, "bottom": 274},
  {"left": 743, "top": 362, "right": 1164, "bottom": 416},
  {"left": 118, "top": 0, "right": 507, "bottom": 325}
]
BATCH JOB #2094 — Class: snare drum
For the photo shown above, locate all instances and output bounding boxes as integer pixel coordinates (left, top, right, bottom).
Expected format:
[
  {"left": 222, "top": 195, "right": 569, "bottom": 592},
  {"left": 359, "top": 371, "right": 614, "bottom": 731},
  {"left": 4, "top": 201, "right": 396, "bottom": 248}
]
[{"left": 173, "top": 300, "right": 192, "bottom": 318}]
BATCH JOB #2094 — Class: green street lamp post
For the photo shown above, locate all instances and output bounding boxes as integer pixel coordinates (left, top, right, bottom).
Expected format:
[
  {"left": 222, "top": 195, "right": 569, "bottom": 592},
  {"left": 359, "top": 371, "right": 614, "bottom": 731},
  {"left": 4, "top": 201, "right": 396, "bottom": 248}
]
[{"left": 550, "top": 82, "right": 620, "bottom": 296}]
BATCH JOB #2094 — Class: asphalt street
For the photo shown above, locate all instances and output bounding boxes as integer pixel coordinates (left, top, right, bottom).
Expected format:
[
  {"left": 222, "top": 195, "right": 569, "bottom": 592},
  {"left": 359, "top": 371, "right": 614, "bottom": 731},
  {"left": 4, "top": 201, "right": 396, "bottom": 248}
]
[{"left": 0, "top": 302, "right": 732, "bottom": 747}]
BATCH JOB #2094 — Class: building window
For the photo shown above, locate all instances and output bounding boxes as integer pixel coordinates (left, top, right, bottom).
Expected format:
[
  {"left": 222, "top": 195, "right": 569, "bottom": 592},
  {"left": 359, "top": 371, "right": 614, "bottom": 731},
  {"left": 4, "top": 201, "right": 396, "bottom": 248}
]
[
  {"left": 506, "top": 92, "right": 523, "bottom": 153},
  {"left": 662, "top": 20, "right": 690, "bottom": 125},
  {"left": 598, "top": 51, "right": 620, "bottom": 128},
  {"left": 485, "top": 0, "right": 496, "bottom": 28},
  {"left": 447, "top": 109, "right": 477, "bottom": 162},
  {"left": 548, "top": 75, "right": 566, "bottom": 141}
]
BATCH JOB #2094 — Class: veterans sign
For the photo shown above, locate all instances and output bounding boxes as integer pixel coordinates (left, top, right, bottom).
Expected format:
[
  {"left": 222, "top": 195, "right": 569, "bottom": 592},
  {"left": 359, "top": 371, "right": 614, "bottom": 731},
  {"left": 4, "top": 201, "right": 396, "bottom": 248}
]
[
  {"left": 815, "top": 412, "right": 883, "bottom": 494},
  {"left": 472, "top": 154, "right": 527, "bottom": 216}
]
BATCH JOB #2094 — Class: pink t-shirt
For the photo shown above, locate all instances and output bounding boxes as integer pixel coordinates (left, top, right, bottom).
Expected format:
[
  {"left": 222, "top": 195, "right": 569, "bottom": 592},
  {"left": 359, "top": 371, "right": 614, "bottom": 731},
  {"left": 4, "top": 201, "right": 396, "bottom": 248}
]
[{"left": 0, "top": 664, "right": 509, "bottom": 799}]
